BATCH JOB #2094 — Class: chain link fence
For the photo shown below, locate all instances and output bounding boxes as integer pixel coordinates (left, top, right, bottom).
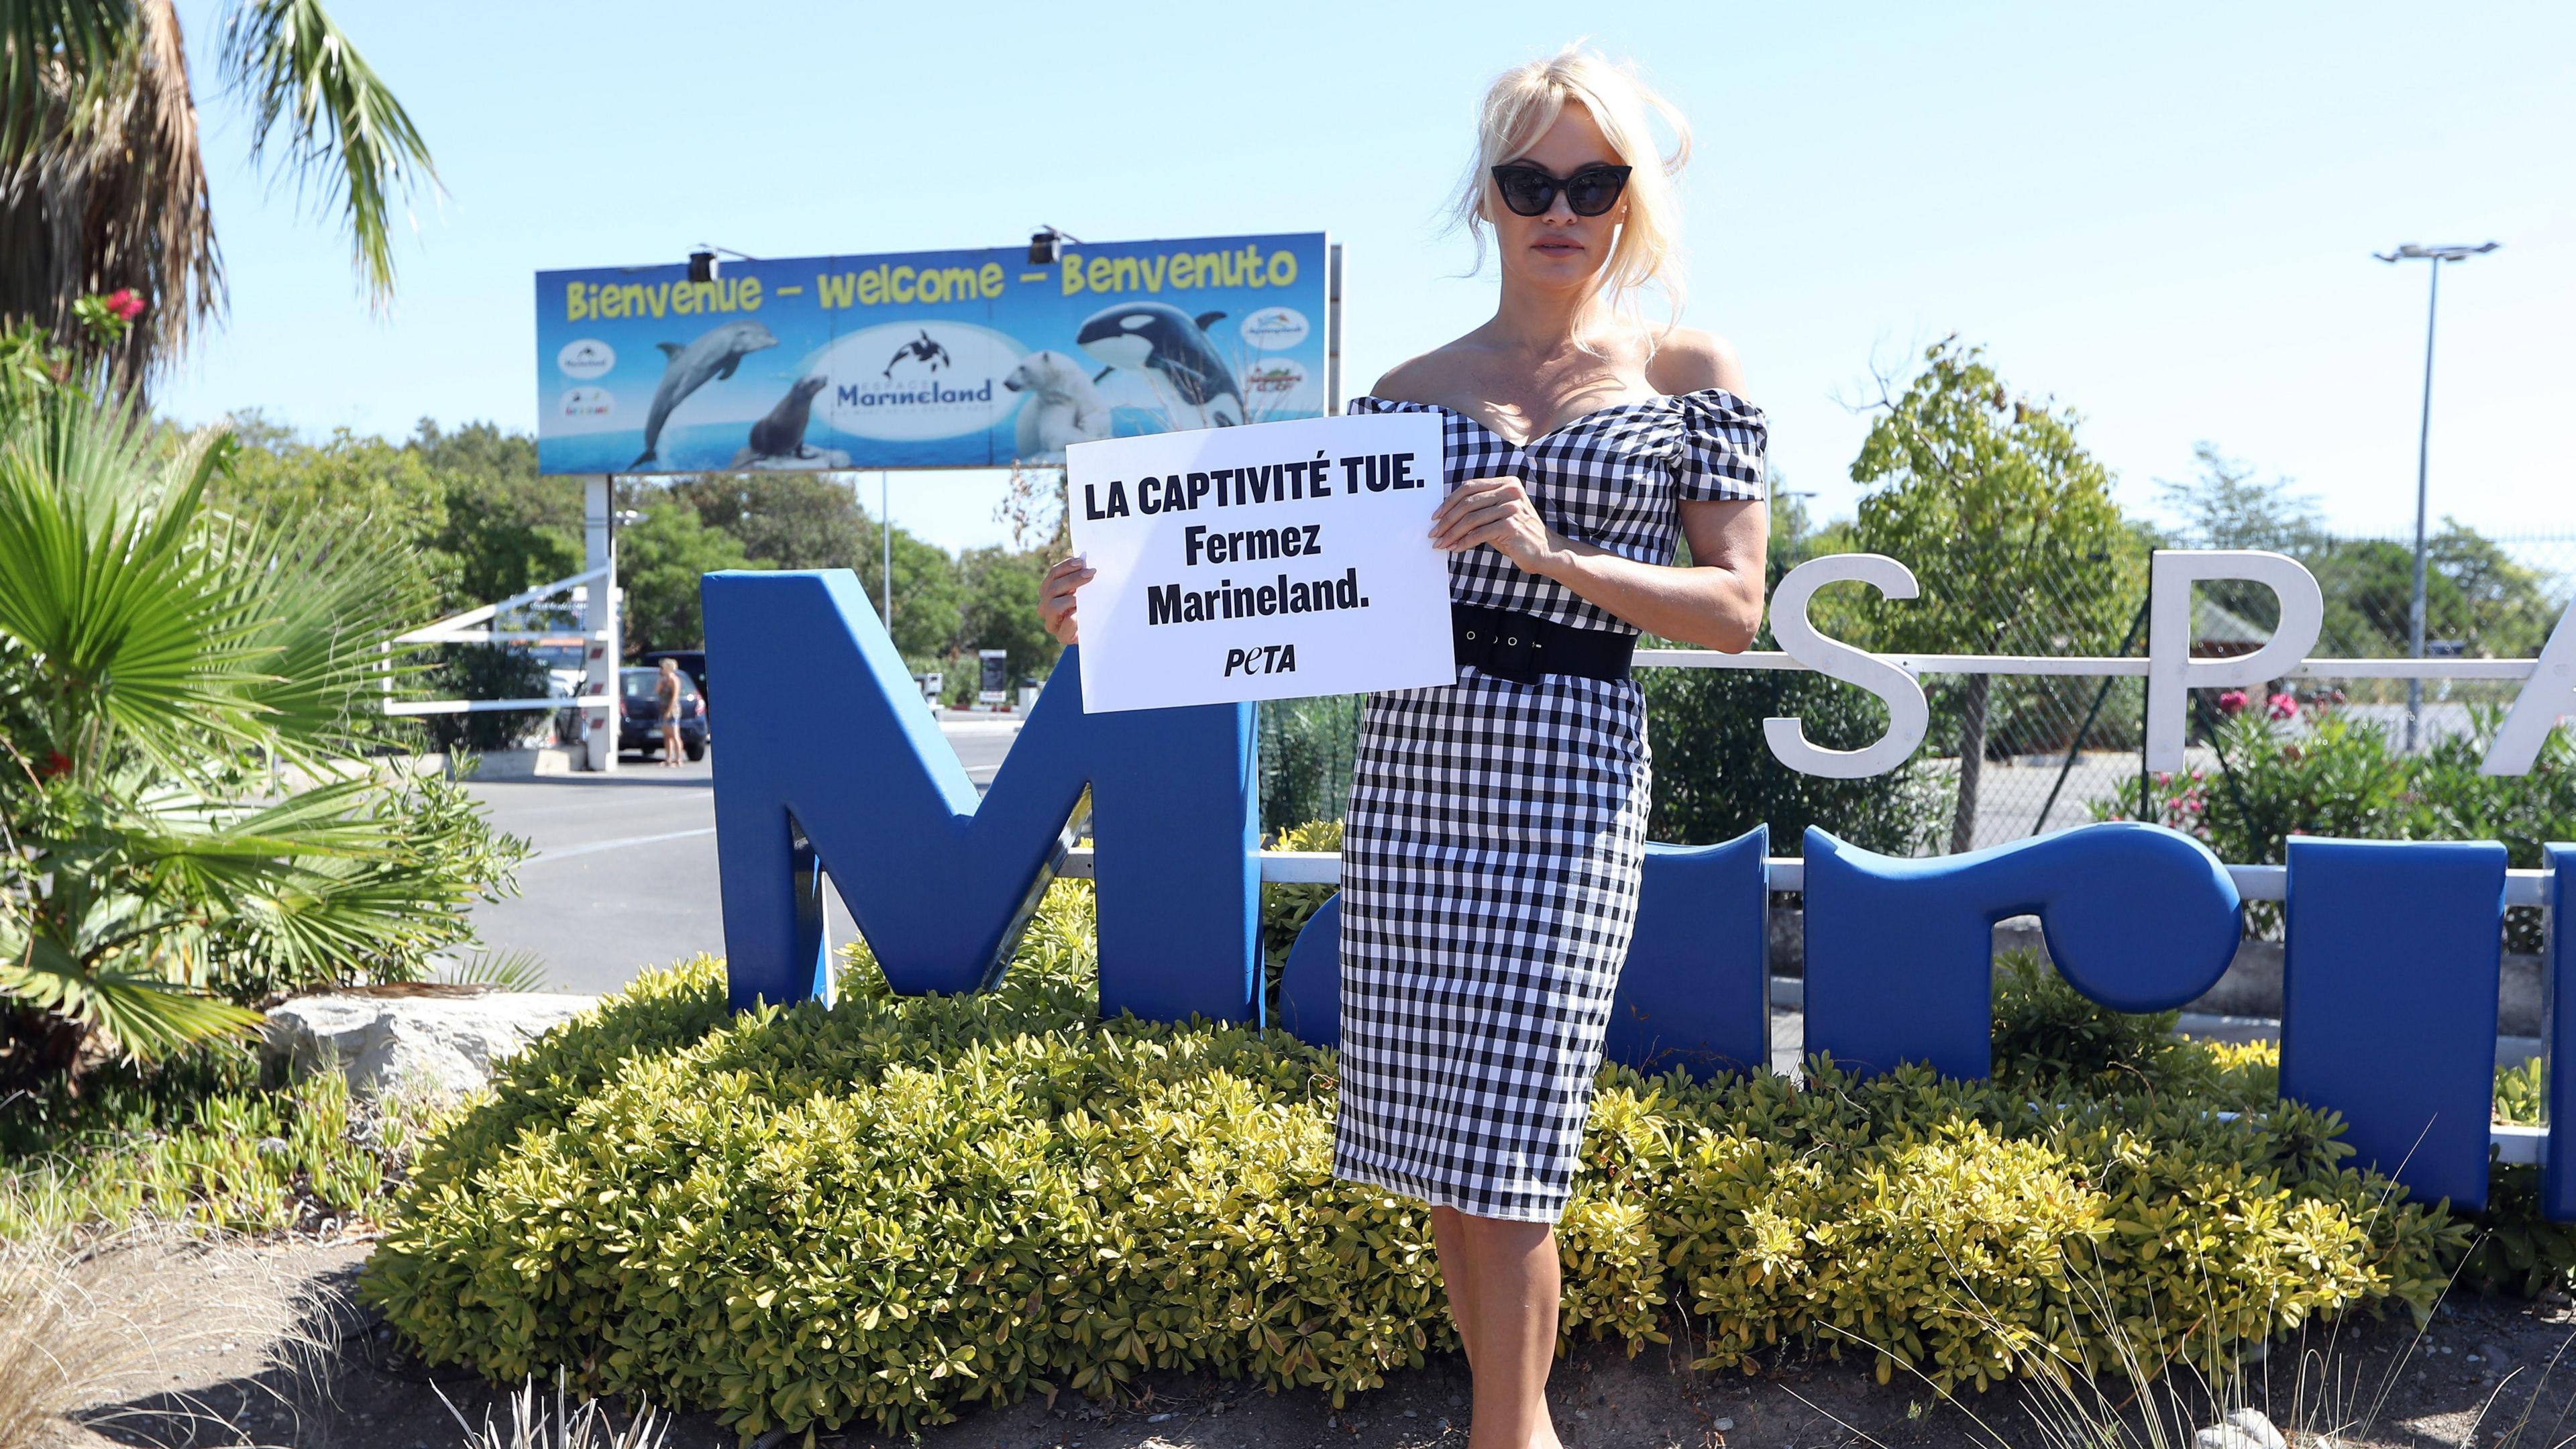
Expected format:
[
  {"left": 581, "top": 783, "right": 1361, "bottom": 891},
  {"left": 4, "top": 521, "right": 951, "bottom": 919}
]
[{"left": 1254, "top": 533, "right": 2576, "bottom": 853}]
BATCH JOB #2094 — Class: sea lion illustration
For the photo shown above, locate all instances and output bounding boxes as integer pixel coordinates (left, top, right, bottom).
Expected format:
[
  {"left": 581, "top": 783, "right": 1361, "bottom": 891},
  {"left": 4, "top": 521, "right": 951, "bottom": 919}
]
[
  {"left": 631, "top": 319, "right": 778, "bottom": 468},
  {"left": 1075, "top": 303, "right": 1244, "bottom": 429},
  {"left": 1001, "top": 350, "right": 1111, "bottom": 464},
  {"left": 882, "top": 329, "right": 952, "bottom": 377},
  {"left": 731, "top": 374, "right": 830, "bottom": 467}
]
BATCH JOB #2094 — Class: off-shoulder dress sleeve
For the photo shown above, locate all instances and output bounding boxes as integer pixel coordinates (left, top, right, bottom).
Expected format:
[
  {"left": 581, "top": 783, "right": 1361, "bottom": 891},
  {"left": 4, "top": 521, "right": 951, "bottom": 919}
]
[{"left": 1674, "top": 389, "right": 1768, "bottom": 502}]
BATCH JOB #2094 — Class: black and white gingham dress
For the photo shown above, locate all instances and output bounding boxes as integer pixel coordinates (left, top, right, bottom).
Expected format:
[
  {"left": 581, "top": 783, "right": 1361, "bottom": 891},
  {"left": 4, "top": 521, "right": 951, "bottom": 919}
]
[{"left": 1333, "top": 388, "right": 1767, "bottom": 1223}]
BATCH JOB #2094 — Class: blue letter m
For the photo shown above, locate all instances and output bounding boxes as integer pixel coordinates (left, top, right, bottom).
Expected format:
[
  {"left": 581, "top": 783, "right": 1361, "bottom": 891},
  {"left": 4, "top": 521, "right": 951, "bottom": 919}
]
[{"left": 702, "top": 570, "right": 1260, "bottom": 1022}]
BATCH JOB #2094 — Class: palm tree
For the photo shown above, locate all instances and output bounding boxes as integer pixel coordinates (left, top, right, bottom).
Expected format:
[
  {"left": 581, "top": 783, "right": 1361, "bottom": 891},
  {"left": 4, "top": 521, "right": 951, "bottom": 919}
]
[
  {"left": 0, "top": 374, "right": 494, "bottom": 1091},
  {"left": 0, "top": 0, "right": 436, "bottom": 393}
]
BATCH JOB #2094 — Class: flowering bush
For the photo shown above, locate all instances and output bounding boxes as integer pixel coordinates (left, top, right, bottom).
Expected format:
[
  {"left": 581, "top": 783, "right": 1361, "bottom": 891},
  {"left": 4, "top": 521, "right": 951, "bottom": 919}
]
[{"left": 2095, "top": 704, "right": 2576, "bottom": 948}]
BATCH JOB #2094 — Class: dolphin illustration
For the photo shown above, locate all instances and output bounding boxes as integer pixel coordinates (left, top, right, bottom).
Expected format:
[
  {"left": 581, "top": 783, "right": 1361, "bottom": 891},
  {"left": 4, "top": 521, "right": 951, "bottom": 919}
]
[
  {"left": 631, "top": 319, "right": 779, "bottom": 468},
  {"left": 1075, "top": 303, "right": 1244, "bottom": 430}
]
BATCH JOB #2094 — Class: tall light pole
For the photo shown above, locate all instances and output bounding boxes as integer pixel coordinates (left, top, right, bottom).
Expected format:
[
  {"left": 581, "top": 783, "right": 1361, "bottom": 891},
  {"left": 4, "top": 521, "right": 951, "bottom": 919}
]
[{"left": 2373, "top": 240, "right": 2499, "bottom": 750}]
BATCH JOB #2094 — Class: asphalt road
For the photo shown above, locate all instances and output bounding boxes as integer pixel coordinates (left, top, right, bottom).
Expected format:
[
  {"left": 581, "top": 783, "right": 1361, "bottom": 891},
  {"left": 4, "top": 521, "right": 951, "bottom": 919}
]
[{"left": 464, "top": 719, "right": 1022, "bottom": 995}]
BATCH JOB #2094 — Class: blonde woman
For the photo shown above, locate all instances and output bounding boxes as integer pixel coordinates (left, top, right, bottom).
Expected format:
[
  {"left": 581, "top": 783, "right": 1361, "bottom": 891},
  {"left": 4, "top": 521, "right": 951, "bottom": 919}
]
[
  {"left": 1042, "top": 46, "right": 1766, "bottom": 1448},
  {"left": 654, "top": 657, "right": 685, "bottom": 767}
]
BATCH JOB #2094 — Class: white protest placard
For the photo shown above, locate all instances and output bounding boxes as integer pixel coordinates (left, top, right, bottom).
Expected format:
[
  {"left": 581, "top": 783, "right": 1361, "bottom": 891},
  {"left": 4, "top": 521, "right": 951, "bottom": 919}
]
[{"left": 1066, "top": 413, "right": 1454, "bottom": 713}]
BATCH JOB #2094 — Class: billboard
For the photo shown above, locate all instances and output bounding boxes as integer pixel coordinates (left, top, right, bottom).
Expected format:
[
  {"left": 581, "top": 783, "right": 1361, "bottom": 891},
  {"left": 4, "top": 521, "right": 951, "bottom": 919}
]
[{"left": 533, "top": 232, "right": 1333, "bottom": 475}]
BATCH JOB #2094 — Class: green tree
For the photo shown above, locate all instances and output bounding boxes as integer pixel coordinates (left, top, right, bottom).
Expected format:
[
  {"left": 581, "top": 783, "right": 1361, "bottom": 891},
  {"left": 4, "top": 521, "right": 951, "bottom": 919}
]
[
  {"left": 2155, "top": 441, "right": 2326, "bottom": 554},
  {"left": 955, "top": 545, "right": 1060, "bottom": 679},
  {"left": 618, "top": 501, "right": 747, "bottom": 657},
  {"left": 854, "top": 525, "right": 964, "bottom": 661},
  {"left": 217, "top": 413, "right": 459, "bottom": 603},
  {"left": 1847, "top": 339, "right": 2145, "bottom": 853},
  {"left": 674, "top": 473, "right": 867, "bottom": 571},
  {"left": 411, "top": 419, "right": 578, "bottom": 611},
  {"left": 1, "top": 0, "right": 439, "bottom": 391}
]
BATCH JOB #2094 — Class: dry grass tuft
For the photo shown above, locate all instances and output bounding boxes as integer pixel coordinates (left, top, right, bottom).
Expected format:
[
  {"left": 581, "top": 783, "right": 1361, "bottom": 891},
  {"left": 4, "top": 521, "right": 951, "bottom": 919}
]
[{"left": 0, "top": 1230, "right": 335, "bottom": 1448}]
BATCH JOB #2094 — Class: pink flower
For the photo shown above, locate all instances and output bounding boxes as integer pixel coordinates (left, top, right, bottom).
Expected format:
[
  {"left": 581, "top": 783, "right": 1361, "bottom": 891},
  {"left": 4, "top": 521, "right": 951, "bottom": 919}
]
[
  {"left": 102, "top": 288, "right": 145, "bottom": 321},
  {"left": 2266, "top": 692, "right": 2298, "bottom": 720},
  {"left": 2217, "top": 689, "right": 2249, "bottom": 716}
]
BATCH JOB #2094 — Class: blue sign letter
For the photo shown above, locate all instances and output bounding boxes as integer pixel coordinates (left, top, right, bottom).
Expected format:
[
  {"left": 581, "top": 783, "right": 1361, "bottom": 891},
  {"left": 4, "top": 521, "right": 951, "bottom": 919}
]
[
  {"left": 2280, "top": 837, "right": 2506, "bottom": 1210},
  {"left": 1803, "top": 823, "right": 2242, "bottom": 1079},
  {"left": 702, "top": 570, "right": 1260, "bottom": 1022}
]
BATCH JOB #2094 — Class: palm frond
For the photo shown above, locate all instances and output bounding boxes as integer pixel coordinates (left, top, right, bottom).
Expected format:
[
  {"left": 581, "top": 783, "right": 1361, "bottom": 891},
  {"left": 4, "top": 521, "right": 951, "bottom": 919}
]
[
  {"left": 0, "top": 0, "right": 219, "bottom": 391},
  {"left": 0, "top": 940, "right": 260, "bottom": 1059},
  {"left": 219, "top": 0, "right": 439, "bottom": 311},
  {"left": 0, "top": 396, "right": 282, "bottom": 779},
  {"left": 0, "top": 0, "right": 129, "bottom": 156},
  {"left": 437, "top": 949, "right": 547, "bottom": 992},
  {"left": 205, "top": 501, "right": 425, "bottom": 762}
]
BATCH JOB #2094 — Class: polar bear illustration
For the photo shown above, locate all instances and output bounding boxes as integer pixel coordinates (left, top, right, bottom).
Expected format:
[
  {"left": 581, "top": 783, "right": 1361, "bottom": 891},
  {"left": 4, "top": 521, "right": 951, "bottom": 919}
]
[{"left": 1002, "top": 350, "right": 1112, "bottom": 464}]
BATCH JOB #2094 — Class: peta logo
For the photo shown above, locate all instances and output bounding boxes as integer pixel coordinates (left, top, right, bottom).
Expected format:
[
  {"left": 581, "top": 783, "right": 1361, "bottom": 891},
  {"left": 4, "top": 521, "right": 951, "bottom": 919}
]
[{"left": 1222, "top": 644, "right": 1298, "bottom": 677}]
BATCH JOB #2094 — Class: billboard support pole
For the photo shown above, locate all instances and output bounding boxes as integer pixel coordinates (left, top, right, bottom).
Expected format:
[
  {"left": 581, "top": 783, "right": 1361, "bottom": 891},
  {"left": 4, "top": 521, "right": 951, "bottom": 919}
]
[
  {"left": 1326, "top": 242, "right": 1344, "bottom": 416},
  {"left": 582, "top": 475, "right": 619, "bottom": 773},
  {"left": 880, "top": 470, "right": 893, "bottom": 629}
]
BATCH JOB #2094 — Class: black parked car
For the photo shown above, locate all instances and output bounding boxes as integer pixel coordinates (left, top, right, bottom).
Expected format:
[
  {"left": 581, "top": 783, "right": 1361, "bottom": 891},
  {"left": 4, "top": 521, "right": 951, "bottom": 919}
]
[{"left": 617, "top": 666, "right": 708, "bottom": 761}]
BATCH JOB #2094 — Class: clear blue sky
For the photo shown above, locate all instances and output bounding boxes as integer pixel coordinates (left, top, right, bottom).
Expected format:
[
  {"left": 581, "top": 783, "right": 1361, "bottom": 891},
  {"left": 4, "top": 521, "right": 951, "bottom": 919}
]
[{"left": 159, "top": 1, "right": 2573, "bottom": 556}]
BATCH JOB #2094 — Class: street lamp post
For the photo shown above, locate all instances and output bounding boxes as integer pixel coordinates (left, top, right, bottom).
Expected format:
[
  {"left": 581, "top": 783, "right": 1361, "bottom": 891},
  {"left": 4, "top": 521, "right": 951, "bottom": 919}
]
[{"left": 2373, "top": 239, "right": 2499, "bottom": 751}]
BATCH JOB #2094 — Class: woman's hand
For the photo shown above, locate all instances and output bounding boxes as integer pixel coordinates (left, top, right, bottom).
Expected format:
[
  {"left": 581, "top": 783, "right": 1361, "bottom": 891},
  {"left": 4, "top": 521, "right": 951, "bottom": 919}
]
[
  {"left": 1038, "top": 555, "right": 1095, "bottom": 647},
  {"left": 1430, "top": 476, "right": 1563, "bottom": 575}
]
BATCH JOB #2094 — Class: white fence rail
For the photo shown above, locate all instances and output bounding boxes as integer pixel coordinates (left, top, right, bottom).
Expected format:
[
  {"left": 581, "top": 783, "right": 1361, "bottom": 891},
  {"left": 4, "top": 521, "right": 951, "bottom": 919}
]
[{"left": 1055, "top": 848, "right": 2553, "bottom": 907}]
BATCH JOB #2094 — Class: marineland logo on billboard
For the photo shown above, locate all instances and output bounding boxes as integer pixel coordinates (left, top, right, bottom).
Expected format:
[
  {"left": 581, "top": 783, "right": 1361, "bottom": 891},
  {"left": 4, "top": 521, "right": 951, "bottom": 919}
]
[
  {"left": 556, "top": 339, "right": 615, "bottom": 379},
  {"left": 1240, "top": 306, "right": 1309, "bottom": 351},
  {"left": 815, "top": 321, "right": 1019, "bottom": 441},
  {"left": 532, "top": 233, "right": 1333, "bottom": 474}
]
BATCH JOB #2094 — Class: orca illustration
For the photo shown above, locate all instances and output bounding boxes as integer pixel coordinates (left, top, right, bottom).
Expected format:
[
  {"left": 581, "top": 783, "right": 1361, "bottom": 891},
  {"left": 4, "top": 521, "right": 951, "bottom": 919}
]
[
  {"left": 1074, "top": 303, "right": 1244, "bottom": 429},
  {"left": 632, "top": 319, "right": 778, "bottom": 468},
  {"left": 882, "top": 329, "right": 952, "bottom": 378}
]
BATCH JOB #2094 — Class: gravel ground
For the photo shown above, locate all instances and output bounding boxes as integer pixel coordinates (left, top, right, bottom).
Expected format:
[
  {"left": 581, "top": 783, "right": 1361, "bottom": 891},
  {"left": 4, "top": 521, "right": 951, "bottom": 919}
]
[{"left": 48, "top": 1238, "right": 2576, "bottom": 1449}]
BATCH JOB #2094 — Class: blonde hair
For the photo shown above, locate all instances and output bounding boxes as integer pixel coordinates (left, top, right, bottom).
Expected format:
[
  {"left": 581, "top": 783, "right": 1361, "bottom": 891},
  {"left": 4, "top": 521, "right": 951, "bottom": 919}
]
[{"left": 1454, "top": 45, "right": 1693, "bottom": 334}]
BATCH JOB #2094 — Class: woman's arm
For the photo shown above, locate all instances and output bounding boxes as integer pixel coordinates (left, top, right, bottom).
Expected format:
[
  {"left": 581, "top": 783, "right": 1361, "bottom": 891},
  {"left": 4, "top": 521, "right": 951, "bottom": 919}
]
[
  {"left": 1429, "top": 488, "right": 1767, "bottom": 649},
  {"left": 1428, "top": 328, "right": 1768, "bottom": 651}
]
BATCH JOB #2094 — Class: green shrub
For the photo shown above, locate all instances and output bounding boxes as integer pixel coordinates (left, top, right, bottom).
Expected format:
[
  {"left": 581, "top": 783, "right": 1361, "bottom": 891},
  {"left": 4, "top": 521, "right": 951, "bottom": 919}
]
[
  {"left": 1259, "top": 818, "right": 1341, "bottom": 1005},
  {"left": 1988, "top": 950, "right": 2216, "bottom": 1100},
  {"left": 1257, "top": 696, "right": 1362, "bottom": 833},
  {"left": 364, "top": 884, "right": 2475, "bottom": 1440},
  {"left": 0, "top": 1042, "right": 453, "bottom": 1243},
  {"left": 1640, "top": 661, "right": 1951, "bottom": 855},
  {"left": 420, "top": 641, "right": 557, "bottom": 753}
]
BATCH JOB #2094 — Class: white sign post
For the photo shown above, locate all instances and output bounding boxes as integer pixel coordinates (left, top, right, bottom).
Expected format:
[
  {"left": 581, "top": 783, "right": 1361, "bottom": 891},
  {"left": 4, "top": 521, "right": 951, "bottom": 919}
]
[{"left": 1067, "top": 413, "right": 1454, "bottom": 713}]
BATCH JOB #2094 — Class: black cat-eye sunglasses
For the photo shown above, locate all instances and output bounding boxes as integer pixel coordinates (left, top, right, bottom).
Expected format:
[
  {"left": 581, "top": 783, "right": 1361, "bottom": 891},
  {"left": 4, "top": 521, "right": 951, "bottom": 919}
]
[{"left": 1489, "top": 163, "right": 1632, "bottom": 218}]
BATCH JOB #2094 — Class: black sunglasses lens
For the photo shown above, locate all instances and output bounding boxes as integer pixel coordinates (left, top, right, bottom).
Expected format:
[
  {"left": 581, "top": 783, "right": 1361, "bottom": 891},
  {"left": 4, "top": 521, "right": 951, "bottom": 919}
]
[
  {"left": 1564, "top": 169, "right": 1627, "bottom": 217},
  {"left": 1493, "top": 168, "right": 1554, "bottom": 216}
]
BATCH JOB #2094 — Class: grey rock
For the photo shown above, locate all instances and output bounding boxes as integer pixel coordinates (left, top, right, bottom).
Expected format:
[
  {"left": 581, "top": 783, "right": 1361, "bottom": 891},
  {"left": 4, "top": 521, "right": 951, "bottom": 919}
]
[
  {"left": 264, "top": 987, "right": 598, "bottom": 1098},
  {"left": 2192, "top": 1409, "right": 2286, "bottom": 1449}
]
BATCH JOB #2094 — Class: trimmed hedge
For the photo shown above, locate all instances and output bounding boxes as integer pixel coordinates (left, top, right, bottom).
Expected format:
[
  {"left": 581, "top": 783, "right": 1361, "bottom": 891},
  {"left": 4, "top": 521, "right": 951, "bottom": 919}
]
[{"left": 366, "top": 882, "right": 2469, "bottom": 1440}]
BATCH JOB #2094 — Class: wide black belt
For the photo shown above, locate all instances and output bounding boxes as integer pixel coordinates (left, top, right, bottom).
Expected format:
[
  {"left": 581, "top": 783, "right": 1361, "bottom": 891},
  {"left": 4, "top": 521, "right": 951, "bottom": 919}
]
[{"left": 1450, "top": 603, "right": 1635, "bottom": 685}]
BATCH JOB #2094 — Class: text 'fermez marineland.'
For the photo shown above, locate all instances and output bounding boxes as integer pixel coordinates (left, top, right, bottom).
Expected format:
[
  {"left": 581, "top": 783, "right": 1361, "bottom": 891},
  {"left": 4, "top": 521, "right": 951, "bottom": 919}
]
[{"left": 1081, "top": 450, "right": 1426, "bottom": 630}]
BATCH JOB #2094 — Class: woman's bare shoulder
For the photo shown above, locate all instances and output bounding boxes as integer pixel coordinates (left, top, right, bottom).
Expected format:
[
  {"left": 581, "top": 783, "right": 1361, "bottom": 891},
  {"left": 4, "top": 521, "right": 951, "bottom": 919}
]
[
  {"left": 1368, "top": 340, "right": 1490, "bottom": 407},
  {"left": 1647, "top": 325, "right": 1747, "bottom": 396}
]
